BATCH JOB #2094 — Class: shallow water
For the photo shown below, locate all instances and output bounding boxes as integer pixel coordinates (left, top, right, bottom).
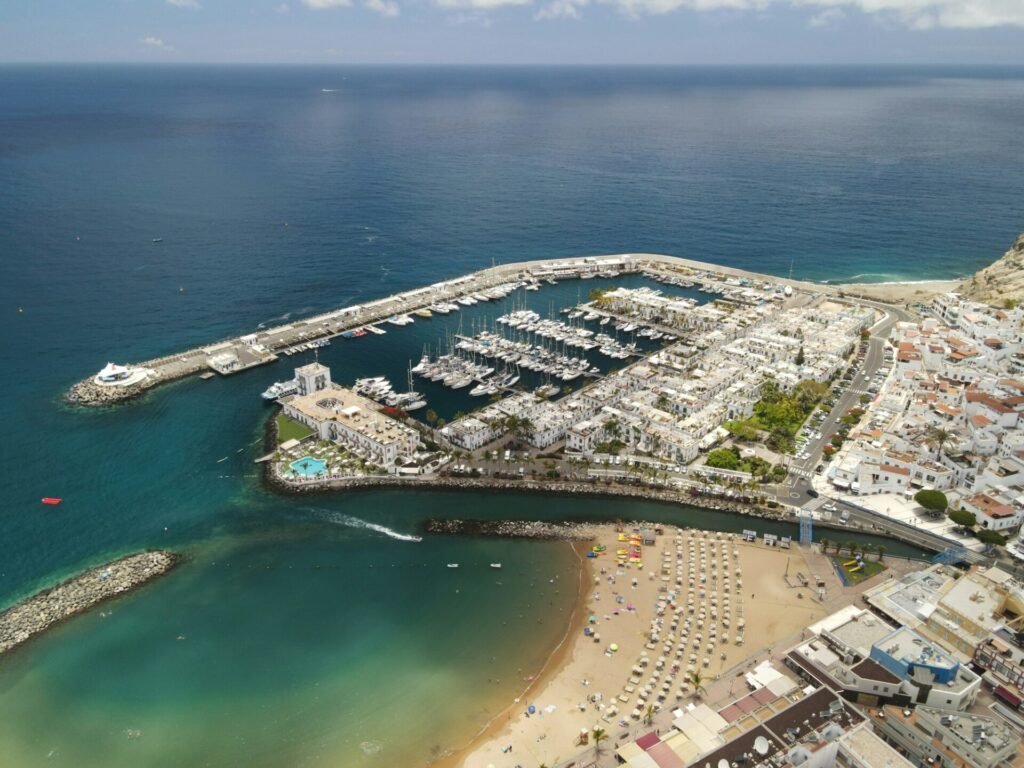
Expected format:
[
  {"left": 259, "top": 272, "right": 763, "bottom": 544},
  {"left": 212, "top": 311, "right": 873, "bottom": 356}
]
[{"left": 2, "top": 64, "right": 1017, "bottom": 766}]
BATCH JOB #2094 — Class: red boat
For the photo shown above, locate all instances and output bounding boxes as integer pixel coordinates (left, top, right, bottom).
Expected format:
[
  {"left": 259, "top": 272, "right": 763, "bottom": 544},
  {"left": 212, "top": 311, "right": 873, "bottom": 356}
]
[{"left": 41, "top": 497, "right": 62, "bottom": 506}]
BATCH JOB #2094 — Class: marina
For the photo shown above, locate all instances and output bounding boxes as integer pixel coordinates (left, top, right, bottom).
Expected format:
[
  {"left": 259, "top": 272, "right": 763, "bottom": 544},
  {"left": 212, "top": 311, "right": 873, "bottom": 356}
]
[{"left": 67, "top": 253, "right": 833, "bottom": 407}]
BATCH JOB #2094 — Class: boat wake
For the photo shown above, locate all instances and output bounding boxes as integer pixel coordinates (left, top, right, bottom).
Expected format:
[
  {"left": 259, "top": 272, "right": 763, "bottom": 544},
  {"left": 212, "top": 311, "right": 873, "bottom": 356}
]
[{"left": 309, "top": 508, "right": 422, "bottom": 542}]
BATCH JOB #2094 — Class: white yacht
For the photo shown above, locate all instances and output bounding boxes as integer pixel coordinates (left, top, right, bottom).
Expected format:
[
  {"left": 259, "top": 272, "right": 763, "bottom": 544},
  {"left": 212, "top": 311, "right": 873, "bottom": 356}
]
[{"left": 261, "top": 379, "right": 299, "bottom": 401}]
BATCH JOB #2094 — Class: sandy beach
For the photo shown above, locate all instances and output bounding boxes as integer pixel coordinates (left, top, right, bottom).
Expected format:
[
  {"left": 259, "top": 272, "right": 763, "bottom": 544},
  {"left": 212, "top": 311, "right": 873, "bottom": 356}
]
[
  {"left": 443, "top": 525, "right": 827, "bottom": 768},
  {"left": 835, "top": 279, "right": 960, "bottom": 304}
]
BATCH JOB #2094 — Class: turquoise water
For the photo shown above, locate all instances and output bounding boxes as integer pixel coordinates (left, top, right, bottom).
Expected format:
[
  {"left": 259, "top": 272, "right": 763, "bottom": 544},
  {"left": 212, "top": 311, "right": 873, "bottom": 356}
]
[
  {"left": 2, "top": 65, "right": 1018, "bottom": 767},
  {"left": 290, "top": 457, "right": 328, "bottom": 477}
]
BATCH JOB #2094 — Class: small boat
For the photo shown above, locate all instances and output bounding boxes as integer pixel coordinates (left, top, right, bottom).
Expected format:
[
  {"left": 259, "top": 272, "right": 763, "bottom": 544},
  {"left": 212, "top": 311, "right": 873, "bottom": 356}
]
[
  {"left": 41, "top": 497, "right": 62, "bottom": 506},
  {"left": 152, "top": 238, "right": 163, "bottom": 244},
  {"left": 447, "top": 563, "right": 460, "bottom": 569},
  {"left": 490, "top": 563, "right": 502, "bottom": 569}
]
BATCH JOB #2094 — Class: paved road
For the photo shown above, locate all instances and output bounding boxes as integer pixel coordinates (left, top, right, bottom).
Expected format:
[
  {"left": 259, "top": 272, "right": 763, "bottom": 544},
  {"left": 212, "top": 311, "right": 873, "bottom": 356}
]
[{"left": 775, "top": 300, "right": 909, "bottom": 507}]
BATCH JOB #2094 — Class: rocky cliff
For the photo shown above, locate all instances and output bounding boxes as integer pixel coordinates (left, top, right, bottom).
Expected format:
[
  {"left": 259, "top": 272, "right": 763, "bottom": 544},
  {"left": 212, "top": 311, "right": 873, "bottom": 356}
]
[{"left": 959, "top": 232, "right": 1024, "bottom": 307}]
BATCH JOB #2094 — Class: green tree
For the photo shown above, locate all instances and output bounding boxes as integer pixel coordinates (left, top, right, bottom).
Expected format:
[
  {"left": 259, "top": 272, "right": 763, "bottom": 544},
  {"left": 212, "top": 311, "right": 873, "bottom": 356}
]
[
  {"left": 925, "top": 426, "right": 955, "bottom": 460},
  {"left": 725, "top": 419, "right": 759, "bottom": 442},
  {"left": 592, "top": 727, "right": 608, "bottom": 756},
  {"left": 425, "top": 409, "right": 438, "bottom": 425},
  {"left": 876, "top": 545, "right": 886, "bottom": 562},
  {"left": 687, "top": 670, "right": 707, "bottom": 698},
  {"left": 914, "top": 489, "right": 949, "bottom": 514},
  {"left": 643, "top": 703, "right": 656, "bottom": 726},
  {"left": 795, "top": 346, "right": 805, "bottom": 366},
  {"left": 976, "top": 529, "right": 1007, "bottom": 546},
  {"left": 706, "top": 448, "right": 742, "bottom": 471},
  {"left": 948, "top": 509, "right": 977, "bottom": 528}
]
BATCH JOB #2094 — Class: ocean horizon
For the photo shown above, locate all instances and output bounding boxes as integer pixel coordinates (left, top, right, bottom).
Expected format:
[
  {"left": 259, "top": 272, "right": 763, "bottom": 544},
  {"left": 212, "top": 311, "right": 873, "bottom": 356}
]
[{"left": 1, "top": 64, "right": 1022, "bottom": 766}]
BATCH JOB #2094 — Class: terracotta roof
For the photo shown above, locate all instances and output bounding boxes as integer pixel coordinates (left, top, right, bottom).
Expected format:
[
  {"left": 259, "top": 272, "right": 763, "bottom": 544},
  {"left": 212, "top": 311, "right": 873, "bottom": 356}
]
[
  {"left": 967, "top": 493, "right": 1015, "bottom": 518},
  {"left": 880, "top": 464, "right": 911, "bottom": 476}
]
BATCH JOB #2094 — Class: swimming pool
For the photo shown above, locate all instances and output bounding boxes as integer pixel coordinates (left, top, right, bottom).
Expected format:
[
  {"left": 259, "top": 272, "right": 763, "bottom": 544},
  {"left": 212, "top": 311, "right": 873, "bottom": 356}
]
[{"left": 290, "top": 457, "right": 327, "bottom": 477}]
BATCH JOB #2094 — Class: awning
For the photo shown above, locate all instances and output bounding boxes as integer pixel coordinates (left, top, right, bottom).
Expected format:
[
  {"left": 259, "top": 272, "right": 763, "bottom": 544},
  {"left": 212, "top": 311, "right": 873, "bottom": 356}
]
[
  {"left": 995, "top": 685, "right": 1022, "bottom": 708},
  {"left": 636, "top": 731, "right": 662, "bottom": 750}
]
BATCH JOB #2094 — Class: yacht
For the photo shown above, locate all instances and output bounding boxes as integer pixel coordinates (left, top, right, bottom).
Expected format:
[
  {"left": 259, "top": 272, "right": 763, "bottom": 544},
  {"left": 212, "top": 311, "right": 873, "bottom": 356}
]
[{"left": 261, "top": 379, "right": 299, "bottom": 401}]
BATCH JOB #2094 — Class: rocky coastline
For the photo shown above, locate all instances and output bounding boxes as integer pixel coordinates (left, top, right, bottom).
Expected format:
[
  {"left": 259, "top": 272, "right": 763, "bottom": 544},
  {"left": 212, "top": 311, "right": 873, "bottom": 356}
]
[{"left": 0, "top": 550, "right": 180, "bottom": 658}]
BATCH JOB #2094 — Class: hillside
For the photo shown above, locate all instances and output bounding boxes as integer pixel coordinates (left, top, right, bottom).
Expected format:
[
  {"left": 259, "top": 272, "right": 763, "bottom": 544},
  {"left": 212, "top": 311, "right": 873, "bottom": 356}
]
[{"left": 959, "top": 232, "right": 1024, "bottom": 307}]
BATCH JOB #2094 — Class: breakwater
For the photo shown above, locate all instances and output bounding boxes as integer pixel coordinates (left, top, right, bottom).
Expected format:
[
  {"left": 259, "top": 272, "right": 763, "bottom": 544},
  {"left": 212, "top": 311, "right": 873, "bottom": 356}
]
[
  {"left": 424, "top": 519, "right": 595, "bottom": 539},
  {"left": 0, "top": 551, "right": 179, "bottom": 657},
  {"left": 269, "top": 471, "right": 790, "bottom": 520}
]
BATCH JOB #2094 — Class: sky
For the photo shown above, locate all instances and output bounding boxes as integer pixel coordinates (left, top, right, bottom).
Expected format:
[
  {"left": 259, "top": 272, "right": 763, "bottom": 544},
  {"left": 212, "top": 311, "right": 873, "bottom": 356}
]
[{"left": 1, "top": 0, "right": 1024, "bottom": 64}]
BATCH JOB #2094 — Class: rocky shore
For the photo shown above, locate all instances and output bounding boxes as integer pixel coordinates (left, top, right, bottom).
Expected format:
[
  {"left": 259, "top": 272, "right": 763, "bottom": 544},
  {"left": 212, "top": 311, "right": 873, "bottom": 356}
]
[{"left": 0, "top": 550, "right": 180, "bottom": 657}]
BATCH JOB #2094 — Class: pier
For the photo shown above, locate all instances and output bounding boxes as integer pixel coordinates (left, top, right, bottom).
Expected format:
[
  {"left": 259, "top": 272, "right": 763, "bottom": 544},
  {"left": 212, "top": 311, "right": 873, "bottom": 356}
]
[{"left": 67, "top": 253, "right": 842, "bottom": 406}]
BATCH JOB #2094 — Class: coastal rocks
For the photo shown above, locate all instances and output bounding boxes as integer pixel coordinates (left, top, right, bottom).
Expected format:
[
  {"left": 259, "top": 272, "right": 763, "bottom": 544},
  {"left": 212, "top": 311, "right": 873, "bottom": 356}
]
[
  {"left": 0, "top": 551, "right": 179, "bottom": 657},
  {"left": 65, "top": 377, "right": 156, "bottom": 406},
  {"left": 424, "top": 519, "right": 594, "bottom": 540},
  {"left": 268, "top": 471, "right": 787, "bottom": 522},
  {"left": 959, "top": 231, "right": 1024, "bottom": 306}
]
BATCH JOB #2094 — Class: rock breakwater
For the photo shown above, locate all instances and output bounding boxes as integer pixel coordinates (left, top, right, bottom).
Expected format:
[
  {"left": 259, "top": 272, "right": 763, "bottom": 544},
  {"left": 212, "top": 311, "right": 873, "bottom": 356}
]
[
  {"left": 0, "top": 550, "right": 179, "bottom": 657},
  {"left": 66, "top": 378, "right": 154, "bottom": 406},
  {"left": 424, "top": 519, "right": 594, "bottom": 540}
]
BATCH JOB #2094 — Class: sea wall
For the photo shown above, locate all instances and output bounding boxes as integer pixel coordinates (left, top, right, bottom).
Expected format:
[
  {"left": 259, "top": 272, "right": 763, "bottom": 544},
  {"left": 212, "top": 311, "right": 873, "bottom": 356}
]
[
  {"left": 0, "top": 551, "right": 180, "bottom": 657},
  {"left": 268, "top": 471, "right": 789, "bottom": 521}
]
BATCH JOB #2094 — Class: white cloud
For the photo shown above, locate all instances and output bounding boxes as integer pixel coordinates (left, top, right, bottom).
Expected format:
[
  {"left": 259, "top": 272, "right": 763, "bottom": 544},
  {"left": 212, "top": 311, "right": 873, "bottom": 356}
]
[
  {"left": 166, "top": 0, "right": 201, "bottom": 7},
  {"left": 435, "top": 0, "right": 532, "bottom": 9},
  {"left": 276, "top": 2, "right": 290, "bottom": 11},
  {"left": 808, "top": 6, "right": 844, "bottom": 24},
  {"left": 789, "top": 0, "right": 1024, "bottom": 28},
  {"left": 288, "top": 0, "right": 1024, "bottom": 27},
  {"left": 142, "top": 35, "right": 175, "bottom": 51},
  {"left": 365, "top": 0, "right": 401, "bottom": 14},
  {"left": 535, "top": 0, "right": 589, "bottom": 18}
]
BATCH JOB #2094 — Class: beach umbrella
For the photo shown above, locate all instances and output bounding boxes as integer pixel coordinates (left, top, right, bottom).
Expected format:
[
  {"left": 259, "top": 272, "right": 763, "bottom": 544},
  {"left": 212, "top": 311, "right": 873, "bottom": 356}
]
[
  {"left": 609, "top": 643, "right": 619, "bottom": 652},
  {"left": 527, "top": 705, "right": 536, "bottom": 714}
]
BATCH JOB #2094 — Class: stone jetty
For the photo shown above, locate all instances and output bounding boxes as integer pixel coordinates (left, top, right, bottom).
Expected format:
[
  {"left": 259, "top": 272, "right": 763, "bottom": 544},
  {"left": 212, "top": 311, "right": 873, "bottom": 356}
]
[
  {"left": 0, "top": 551, "right": 179, "bottom": 657},
  {"left": 424, "top": 519, "right": 594, "bottom": 540}
]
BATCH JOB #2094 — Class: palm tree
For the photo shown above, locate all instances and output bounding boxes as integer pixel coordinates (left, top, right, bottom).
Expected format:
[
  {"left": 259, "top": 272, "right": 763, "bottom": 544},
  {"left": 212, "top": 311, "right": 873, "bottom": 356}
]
[
  {"left": 876, "top": 544, "right": 887, "bottom": 562},
  {"left": 926, "top": 426, "right": 954, "bottom": 460},
  {"left": 592, "top": 726, "right": 608, "bottom": 756},
  {"left": 819, "top": 537, "right": 831, "bottom": 556},
  {"left": 688, "top": 670, "right": 707, "bottom": 698},
  {"left": 643, "top": 703, "right": 656, "bottom": 726}
]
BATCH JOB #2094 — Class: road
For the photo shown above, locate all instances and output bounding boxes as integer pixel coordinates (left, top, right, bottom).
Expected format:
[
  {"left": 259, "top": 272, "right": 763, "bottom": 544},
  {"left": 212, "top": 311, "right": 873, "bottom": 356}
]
[{"left": 776, "top": 299, "right": 910, "bottom": 508}]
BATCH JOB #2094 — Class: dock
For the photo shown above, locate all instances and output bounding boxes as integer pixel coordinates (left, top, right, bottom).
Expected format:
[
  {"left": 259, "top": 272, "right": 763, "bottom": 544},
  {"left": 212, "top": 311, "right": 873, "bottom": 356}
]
[{"left": 67, "top": 253, "right": 842, "bottom": 407}]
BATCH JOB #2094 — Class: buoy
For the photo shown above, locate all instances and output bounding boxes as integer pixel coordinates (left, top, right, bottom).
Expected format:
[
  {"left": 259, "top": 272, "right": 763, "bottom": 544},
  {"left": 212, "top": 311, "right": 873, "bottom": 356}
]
[
  {"left": 178, "top": 286, "right": 184, "bottom": 293},
  {"left": 41, "top": 497, "right": 62, "bottom": 505},
  {"left": 18, "top": 306, "right": 23, "bottom": 314}
]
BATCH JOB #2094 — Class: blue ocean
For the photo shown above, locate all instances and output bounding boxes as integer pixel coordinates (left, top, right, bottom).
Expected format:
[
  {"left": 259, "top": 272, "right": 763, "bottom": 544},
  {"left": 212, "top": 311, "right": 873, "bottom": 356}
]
[{"left": 1, "top": 65, "right": 1022, "bottom": 767}]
